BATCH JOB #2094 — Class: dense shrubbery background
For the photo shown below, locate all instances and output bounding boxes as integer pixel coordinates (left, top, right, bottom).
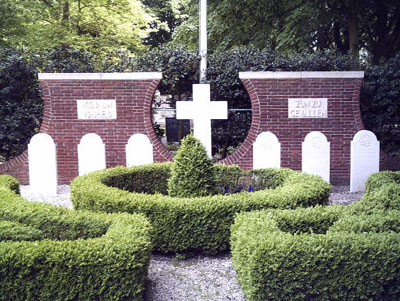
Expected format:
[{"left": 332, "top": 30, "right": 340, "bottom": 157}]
[
  {"left": 0, "top": 48, "right": 42, "bottom": 161},
  {"left": 361, "top": 53, "right": 400, "bottom": 157},
  {"left": 0, "top": 45, "right": 399, "bottom": 161}
]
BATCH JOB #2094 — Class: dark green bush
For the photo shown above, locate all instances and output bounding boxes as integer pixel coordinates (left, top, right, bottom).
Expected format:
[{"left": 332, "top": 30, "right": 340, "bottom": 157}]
[
  {"left": 0, "top": 47, "right": 42, "bottom": 161},
  {"left": 71, "top": 165, "right": 330, "bottom": 254},
  {"left": 0, "top": 220, "right": 43, "bottom": 242},
  {"left": 249, "top": 168, "right": 289, "bottom": 191},
  {"left": 231, "top": 170, "right": 400, "bottom": 300},
  {"left": 168, "top": 135, "right": 216, "bottom": 197},
  {"left": 0, "top": 176, "right": 152, "bottom": 300},
  {"left": 214, "top": 164, "right": 243, "bottom": 193},
  {"left": 102, "top": 162, "right": 172, "bottom": 195},
  {"left": 361, "top": 54, "right": 400, "bottom": 157}
]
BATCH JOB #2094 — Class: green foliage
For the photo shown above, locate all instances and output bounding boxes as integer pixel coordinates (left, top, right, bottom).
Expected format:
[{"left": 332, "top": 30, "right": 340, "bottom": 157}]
[
  {"left": 329, "top": 210, "right": 400, "bottom": 234},
  {"left": 0, "top": 220, "right": 44, "bottom": 242},
  {"left": 40, "top": 47, "right": 97, "bottom": 73},
  {"left": 231, "top": 170, "right": 400, "bottom": 300},
  {"left": 249, "top": 168, "right": 289, "bottom": 191},
  {"left": 214, "top": 164, "right": 243, "bottom": 193},
  {"left": 0, "top": 48, "right": 43, "bottom": 161},
  {"left": 177, "top": 0, "right": 400, "bottom": 63},
  {"left": 102, "top": 163, "right": 172, "bottom": 195},
  {"left": 2, "top": 0, "right": 153, "bottom": 56},
  {"left": 0, "top": 1, "right": 25, "bottom": 47},
  {"left": 71, "top": 165, "right": 330, "bottom": 254},
  {"left": 0, "top": 174, "right": 20, "bottom": 194},
  {"left": 132, "top": 44, "right": 198, "bottom": 96},
  {"left": 168, "top": 135, "right": 216, "bottom": 197},
  {"left": 0, "top": 176, "right": 153, "bottom": 300},
  {"left": 361, "top": 54, "right": 400, "bottom": 157},
  {"left": 364, "top": 170, "right": 400, "bottom": 194},
  {"left": 142, "top": 0, "right": 190, "bottom": 47}
]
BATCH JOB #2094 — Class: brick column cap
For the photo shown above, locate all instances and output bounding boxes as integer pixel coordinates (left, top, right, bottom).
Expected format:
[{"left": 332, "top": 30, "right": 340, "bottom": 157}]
[
  {"left": 239, "top": 71, "right": 364, "bottom": 79},
  {"left": 38, "top": 72, "right": 163, "bottom": 80}
]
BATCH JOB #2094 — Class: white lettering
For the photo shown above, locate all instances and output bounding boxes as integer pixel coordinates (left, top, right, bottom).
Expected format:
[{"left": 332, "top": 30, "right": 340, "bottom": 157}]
[
  {"left": 288, "top": 98, "right": 328, "bottom": 118},
  {"left": 77, "top": 99, "right": 117, "bottom": 120}
]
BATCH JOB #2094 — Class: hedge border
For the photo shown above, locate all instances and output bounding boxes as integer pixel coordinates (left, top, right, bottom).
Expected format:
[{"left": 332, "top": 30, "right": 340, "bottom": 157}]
[
  {"left": 231, "top": 171, "right": 400, "bottom": 300},
  {"left": 71, "top": 163, "right": 331, "bottom": 254},
  {"left": 0, "top": 176, "right": 152, "bottom": 300}
]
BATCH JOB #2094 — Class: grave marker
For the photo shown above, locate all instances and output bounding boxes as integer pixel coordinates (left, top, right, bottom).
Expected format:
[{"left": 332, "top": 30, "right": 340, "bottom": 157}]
[
  {"left": 126, "top": 134, "right": 153, "bottom": 166},
  {"left": 253, "top": 131, "right": 281, "bottom": 169},
  {"left": 350, "top": 130, "right": 380, "bottom": 192},
  {"left": 28, "top": 133, "right": 58, "bottom": 195},
  {"left": 78, "top": 133, "right": 106, "bottom": 176},
  {"left": 302, "top": 131, "right": 330, "bottom": 182}
]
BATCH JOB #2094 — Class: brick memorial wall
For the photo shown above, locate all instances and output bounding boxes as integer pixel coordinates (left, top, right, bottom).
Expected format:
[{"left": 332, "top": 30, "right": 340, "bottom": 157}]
[
  {"left": 1, "top": 70, "right": 392, "bottom": 185},
  {"left": 221, "top": 71, "right": 364, "bottom": 184},
  {"left": 0, "top": 73, "right": 173, "bottom": 184}
]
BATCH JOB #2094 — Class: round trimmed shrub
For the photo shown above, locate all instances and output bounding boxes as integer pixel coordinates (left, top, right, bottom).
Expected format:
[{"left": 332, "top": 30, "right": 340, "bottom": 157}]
[
  {"left": 0, "top": 176, "right": 153, "bottom": 300},
  {"left": 168, "top": 135, "right": 216, "bottom": 197},
  {"left": 71, "top": 163, "right": 331, "bottom": 254}
]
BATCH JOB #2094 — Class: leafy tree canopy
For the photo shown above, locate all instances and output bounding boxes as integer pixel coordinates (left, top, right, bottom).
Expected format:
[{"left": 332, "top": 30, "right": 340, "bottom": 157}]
[
  {"left": 2, "top": 0, "right": 153, "bottom": 56},
  {"left": 171, "top": 0, "right": 400, "bottom": 64},
  {"left": 142, "top": 0, "right": 190, "bottom": 47}
]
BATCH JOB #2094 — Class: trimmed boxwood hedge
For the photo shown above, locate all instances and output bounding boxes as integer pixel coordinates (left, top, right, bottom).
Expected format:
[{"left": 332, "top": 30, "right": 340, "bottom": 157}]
[
  {"left": 0, "top": 176, "right": 153, "bottom": 300},
  {"left": 231, "top": 171, "right": 400, "bottom": 300},
  {"left": 71, "top": 163, "right": 331, "bottom": 254}
]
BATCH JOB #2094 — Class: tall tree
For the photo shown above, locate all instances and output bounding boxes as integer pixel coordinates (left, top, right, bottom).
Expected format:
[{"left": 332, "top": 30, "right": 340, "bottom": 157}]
[
  {"left": 0, "top": 1, "right": 25, "bottom": 46},
  {"left": 171, "top": 0, "right": 400, "bottom": 64},
  {"left": 3, "top": 0, "right": 153, "bottom": 55},
  {"left": 142, "top": 0, "right": 190, "bottom": 47}
]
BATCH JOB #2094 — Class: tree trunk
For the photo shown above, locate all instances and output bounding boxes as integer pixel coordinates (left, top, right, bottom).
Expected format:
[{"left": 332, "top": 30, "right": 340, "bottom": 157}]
[
  {"left": 348, "top": 0, "right": 359, "bottom": 69},
  {"left": 61, "top": 0, "right": 69, "bottom": 27}
]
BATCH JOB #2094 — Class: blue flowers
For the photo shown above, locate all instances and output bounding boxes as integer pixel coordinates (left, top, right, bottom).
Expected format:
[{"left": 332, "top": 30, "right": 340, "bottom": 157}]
[{"left": 223, "top": 184, "right": 255, "bottom": 194}]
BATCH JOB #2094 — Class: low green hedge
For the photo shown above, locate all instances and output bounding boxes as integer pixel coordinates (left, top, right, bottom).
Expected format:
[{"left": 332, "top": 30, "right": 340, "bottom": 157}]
[
  {"left": 0, "top": 220, "right": 43, "bottom": 242},
  {"left": 364, "top": 170, "right": 400, "bottom": 195},
  {"left": 231, "top": 171, "right": 400, "bottom": 300},
  {"left": 0, "top": 177, "right": 153, "bottom": 300},
  {"left": 0, "top": 174, "right": 20, "bottom": 194},
  {"left": 71, "top": 163, "right": 331, "bottom": 254}
]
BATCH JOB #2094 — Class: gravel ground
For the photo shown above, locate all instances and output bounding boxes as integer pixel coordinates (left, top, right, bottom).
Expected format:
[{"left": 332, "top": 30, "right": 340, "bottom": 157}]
[{"left": 20, "top": 185, "right": 363, "bottom": 301}]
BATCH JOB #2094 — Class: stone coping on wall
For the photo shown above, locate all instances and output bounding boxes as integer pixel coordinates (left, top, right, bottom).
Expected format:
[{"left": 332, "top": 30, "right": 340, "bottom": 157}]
[
  {"left": 38, "top": 72, "right": 163, "bottom": 80},
  {"left": 239, "top": 71, "right": 364, "bottom": 79}
]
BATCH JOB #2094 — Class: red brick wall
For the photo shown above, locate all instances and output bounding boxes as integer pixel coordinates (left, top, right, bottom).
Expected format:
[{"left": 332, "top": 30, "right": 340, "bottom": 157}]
[
  {"left": 1, "top": 73, "right": 173, "bottom": 184},
  {"left": 40, "top": 76, "right": 173, "bottom": 184},
  {"left": 221, "top": 72, "right": 365, "bottom": 185}
]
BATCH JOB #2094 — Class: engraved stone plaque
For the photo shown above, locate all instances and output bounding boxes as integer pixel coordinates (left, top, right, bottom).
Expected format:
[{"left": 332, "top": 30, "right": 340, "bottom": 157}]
[
  {"left": 288, "top": 98, "right": 328, "bottom": 118},
  {"left": 77, "top": 99, "right": 117, "bottom": 120}
]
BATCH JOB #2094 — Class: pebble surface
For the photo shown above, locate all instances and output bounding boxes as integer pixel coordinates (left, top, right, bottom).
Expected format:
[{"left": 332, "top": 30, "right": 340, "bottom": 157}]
[{"left": 20, "top": 185, "right": 362, "bottom": 301}]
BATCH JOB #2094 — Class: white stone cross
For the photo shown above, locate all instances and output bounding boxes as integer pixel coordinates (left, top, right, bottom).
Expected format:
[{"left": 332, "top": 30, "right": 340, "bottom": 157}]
[{"left": 176, "top": 84, "right": 227, "bottom": 156}]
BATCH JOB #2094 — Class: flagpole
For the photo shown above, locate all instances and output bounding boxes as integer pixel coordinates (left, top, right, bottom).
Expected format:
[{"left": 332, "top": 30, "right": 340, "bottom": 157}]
[{"left": 199, "top": 0, "right": 207, "bottom": 83}]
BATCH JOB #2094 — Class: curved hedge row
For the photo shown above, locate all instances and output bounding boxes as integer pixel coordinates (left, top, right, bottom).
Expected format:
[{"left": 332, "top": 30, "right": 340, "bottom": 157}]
[
  {"left": 71, "top": 163, "right": 331, "bottom": 254},
  {"left": 0, "top": 176, "right": 152, "bottom": 300},
  {"left": 231, "top": 171, "right": 400, "bottom": 300}
]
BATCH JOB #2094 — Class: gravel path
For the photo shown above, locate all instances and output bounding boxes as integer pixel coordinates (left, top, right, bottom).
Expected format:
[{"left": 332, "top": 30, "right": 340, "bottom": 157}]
[{"left": 20, "top": 185, "right": 363, "bottom": 301}]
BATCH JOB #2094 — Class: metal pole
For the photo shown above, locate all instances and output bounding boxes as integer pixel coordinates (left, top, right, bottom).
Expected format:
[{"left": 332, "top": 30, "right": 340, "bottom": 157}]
[{"left": 199, "top": 0, "right": 207, "bottom": 83}]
